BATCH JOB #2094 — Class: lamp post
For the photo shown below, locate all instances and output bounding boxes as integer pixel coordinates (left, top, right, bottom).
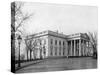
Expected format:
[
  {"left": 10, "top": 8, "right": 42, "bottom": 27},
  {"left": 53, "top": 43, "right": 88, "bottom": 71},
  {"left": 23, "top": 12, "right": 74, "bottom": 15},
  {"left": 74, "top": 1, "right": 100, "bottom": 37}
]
[{"left": 17, "top": 35, "right": 22, "bottom": 67}]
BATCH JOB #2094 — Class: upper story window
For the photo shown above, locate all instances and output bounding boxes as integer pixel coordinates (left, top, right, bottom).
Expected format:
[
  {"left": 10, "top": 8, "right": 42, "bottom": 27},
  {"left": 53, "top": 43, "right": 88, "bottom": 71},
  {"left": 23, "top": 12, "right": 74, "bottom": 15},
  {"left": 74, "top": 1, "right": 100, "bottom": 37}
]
[
  {"left": 55, "top": 40, "right": 57, "bottom": 45},
  {"left": 63, "top": 41, "right": 65, "bottom": 46},
  {"left": 51, "top": 39, "right": 53, "bottom": 44},
  {"left": 59, "top": 41, "right": 61, "bottom": 45}
]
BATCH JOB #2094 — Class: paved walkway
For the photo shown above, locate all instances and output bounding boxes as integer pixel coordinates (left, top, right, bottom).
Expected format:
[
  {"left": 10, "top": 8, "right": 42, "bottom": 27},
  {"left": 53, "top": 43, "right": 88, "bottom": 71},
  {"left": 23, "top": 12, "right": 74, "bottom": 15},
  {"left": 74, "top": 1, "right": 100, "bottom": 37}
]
[
  {"left": 16, "top": 57, "right": 97, "bottom": 73},
  {"left": 15, "top": 59, "right": 43, "bottom": 70}
]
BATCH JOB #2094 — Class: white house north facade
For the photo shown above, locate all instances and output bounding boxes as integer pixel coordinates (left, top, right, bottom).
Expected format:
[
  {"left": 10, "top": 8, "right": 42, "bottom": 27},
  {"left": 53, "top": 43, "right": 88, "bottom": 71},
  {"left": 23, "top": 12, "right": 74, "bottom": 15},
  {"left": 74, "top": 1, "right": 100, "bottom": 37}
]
[{"left": 25, "top": 30, "right": 93, "bottom": 60}]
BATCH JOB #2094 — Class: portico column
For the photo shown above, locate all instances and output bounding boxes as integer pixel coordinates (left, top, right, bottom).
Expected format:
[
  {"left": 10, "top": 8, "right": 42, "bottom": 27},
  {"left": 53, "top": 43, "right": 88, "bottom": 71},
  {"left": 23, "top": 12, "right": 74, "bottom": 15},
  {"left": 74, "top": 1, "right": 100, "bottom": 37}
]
[
  {"left": 66, "top": 42, "right": 68, "bottom": 57},
  {"left": 83, "top": 40, "right": 85, "bottom": 56},
  {"left": 84, "top": 40, "right": 86, "bottom": 56},
  {"left": 79, "top": 39, "right": 81, "bottom": 56},
  {"left": 71, "top": 40, "right": 72, "bottom": 56},
  {"left": 76, "top": 40, "right": 78, "bottom": 56},
  {"left": 88, "top": 41, "right": 90, "bottom": 56},
  {"left": 74, "top": 40, "right": 76, "bottom": 56}
]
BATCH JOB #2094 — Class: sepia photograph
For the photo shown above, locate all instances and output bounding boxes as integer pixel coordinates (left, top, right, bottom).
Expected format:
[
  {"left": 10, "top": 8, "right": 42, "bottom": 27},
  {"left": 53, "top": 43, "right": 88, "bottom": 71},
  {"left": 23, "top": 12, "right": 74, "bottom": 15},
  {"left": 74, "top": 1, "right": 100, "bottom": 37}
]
[{"left": 11, "top": 1, "right": 98, "bottom": 73}]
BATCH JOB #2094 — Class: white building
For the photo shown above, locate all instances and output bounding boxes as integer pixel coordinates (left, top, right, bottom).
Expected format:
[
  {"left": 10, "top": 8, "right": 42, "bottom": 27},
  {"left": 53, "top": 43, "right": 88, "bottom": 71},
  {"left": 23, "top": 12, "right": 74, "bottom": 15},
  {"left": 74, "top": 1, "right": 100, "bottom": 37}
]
[{"left": 25, "top": 30, "right": 93, "bottom": 60}]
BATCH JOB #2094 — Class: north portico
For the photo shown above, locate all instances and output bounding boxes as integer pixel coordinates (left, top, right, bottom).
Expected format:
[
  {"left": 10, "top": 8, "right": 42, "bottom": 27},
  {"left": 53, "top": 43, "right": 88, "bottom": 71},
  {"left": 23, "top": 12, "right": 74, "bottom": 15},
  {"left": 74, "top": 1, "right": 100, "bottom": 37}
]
[{"left": 67, "top": 33, "right": 92, "bottom": 57}]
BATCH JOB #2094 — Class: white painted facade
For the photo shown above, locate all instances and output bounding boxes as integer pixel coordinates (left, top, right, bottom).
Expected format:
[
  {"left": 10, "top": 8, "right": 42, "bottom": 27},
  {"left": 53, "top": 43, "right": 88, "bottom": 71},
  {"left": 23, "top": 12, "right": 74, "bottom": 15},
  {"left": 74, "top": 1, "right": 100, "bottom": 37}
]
[{"left": 24, "top": 30, "right": 93, "bottom": 60}]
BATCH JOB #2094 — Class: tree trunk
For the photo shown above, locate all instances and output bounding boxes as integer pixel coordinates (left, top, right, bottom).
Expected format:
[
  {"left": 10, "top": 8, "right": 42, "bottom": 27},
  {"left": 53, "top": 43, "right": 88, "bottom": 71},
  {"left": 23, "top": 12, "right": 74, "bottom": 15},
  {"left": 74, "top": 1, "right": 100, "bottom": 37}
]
[
  {"left": 27, "top": 50, "right": 28, "bottom": 61},
  {"left": 34, "top": 50, "right": 36, "bottom": 59},
  {"left": 30, "top": 50, "right": 32, "bottom": 61},
  {"left": 11, "top": 2, "right": 16, "bottom": 73},
  {"left": 33, "top": 50, "right": 35, "bottom": 60},
  {"left": 40, "top": 48, "right": 42, "bottom": 59}
]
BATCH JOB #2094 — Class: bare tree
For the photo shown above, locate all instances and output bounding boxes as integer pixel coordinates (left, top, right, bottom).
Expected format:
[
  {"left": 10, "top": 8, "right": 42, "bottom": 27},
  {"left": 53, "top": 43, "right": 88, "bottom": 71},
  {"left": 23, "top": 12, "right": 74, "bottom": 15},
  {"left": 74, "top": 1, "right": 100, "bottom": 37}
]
[
  {"left": 11, "top": 2, "right": 33, "bottom": 59},
  {"left": 25, "top": 39, "right": 33, "bottom": 61},
  {"left": 25, "top": 35, "right": 38, "bottom": 61},
  {"left": 25, "top": 37, "right": 32, "bottom": 61},
  {"left": 36, "top": 38, "right": 46, "bottom": 59},
  {"left": 87, "top": 32, "right": 97, "bottom": 57},
  {"left": 25, "top": 36, "right": 46, "bottom": 60},
  {"left": 41, "top": 39, "right": 46, "bottom": 59},
  {"left": 11, "top": 2, "right": 33, "bottom": 72},
  {"left": 11, "top": 2, "right": 33, "bottom": 35}
]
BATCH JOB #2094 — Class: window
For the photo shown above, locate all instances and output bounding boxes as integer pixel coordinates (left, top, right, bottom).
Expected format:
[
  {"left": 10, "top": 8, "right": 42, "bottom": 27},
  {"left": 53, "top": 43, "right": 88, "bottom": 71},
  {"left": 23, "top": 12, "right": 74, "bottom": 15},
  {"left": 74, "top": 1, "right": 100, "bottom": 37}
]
[
  {"left": 55, "top": 47, "right": 57, "bottom": 55},
  {"left": 50, "top": 46, "right": 53, "bottom": 56},
  {"left": 59, "top": 46, "right": 61, "bottom": 55},
  {"left": 63, "top": 41, "right": 65, "bottom": 55},
  {"left": 63, "top": 47, "right": 65, "bottom": 55},
  {"left": 55, "top": 40, "right": 57, "bottom": 45},
  {"left": 51, "top": 39, "right": 53, "bottom": 44},
  {"left": 63, "top": 41, "right": 65, "bottom": 46},
  {"left": 59, "top": 41, "right": 61, "bottom": 45}
]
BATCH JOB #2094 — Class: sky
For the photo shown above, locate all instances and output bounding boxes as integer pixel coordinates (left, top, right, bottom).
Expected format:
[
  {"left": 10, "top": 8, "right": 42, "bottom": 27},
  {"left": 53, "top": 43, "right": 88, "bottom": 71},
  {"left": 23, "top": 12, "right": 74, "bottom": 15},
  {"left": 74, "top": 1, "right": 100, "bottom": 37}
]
[{"left": 21, "top": 2, "right": 98, "bottom": 35}]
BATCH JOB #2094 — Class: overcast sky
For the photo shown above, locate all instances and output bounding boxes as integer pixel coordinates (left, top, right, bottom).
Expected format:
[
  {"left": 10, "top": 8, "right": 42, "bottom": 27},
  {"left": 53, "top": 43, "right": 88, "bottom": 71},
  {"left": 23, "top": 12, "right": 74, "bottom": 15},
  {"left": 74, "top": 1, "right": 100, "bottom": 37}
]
[{"left": 21, "top": 2, "right": 98, "bottom": 35}]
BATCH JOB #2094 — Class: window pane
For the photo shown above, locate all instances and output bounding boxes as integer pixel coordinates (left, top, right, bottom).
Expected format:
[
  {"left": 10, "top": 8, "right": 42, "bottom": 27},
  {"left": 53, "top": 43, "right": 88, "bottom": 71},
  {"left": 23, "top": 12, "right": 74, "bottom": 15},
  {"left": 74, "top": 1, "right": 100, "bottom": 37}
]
[
  {"left": 59, "top": 41, "right": 61, "bottom": 45},
  {"left": 51, "top": 39, "right": 53, "bottom": 44},
  {"left": 55, "top": 40, "right": 57, "bottom": 45}
]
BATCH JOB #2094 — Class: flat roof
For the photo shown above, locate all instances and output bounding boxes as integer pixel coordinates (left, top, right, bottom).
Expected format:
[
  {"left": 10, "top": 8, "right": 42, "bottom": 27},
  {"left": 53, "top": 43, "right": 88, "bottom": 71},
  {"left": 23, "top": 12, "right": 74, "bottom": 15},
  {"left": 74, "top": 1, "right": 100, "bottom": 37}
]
[{"left": 28, "top": 30, "right": 89, "bottom": 40}]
